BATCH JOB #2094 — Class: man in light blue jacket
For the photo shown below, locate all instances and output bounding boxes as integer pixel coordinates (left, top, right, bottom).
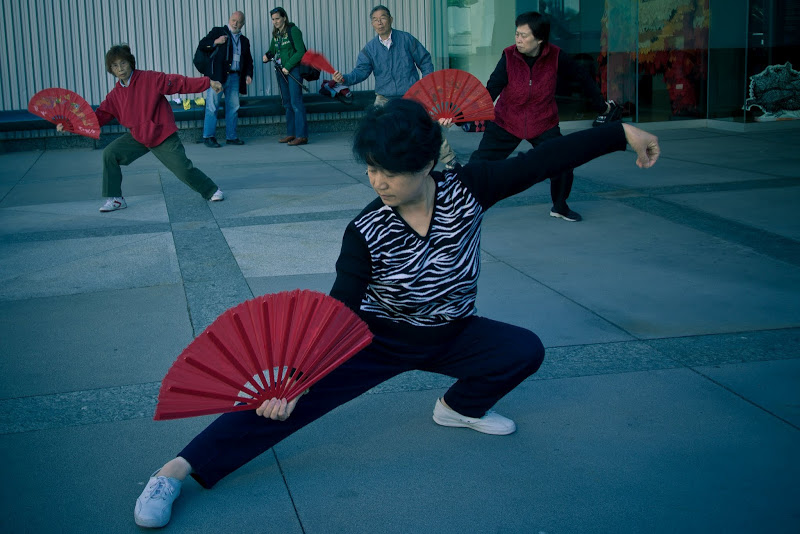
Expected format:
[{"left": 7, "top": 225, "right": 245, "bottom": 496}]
[{"left": 334, "top": 5, "right": 458, "bottom": 168}]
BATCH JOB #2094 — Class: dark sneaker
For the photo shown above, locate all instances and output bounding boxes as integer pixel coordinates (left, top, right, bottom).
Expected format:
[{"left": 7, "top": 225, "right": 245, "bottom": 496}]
[
  {"left": 593, "top": 100, "right": 623, "bottom": 127},
  {"left": 550, "top": 207, "right": 582, "bottom": 222},
  {"left": 203, "top": 137, "right": 221, "bottom": 148},
  {"left": 226, "top": 138, "right": 245, "bottom": 145}
]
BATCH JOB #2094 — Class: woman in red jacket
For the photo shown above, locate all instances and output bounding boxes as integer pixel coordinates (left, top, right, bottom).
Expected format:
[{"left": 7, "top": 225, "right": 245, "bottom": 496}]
[{"left": 60, "top": 45, "right": 226, "bottom": 212}]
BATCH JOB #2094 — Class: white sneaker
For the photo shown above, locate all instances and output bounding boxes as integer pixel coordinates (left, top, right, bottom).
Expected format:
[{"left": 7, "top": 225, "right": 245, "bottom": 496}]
[
  {"left": 134, "top": 471, "right": 182, "bottom": 528},
  {"left": 99, "top": 197, "right": 126, "bottom": 212},
  {"left": 210, "top": 189, "right": 224, "bottom": 201},
  {"left": 432, "top": 397, "right": 516, "bottom": 435}
]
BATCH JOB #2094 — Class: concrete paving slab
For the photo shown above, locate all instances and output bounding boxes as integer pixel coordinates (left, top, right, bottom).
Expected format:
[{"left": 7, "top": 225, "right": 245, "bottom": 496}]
[
  {"left": 0, "top": 171, "right": 163, "bottom": 207},
  {"left": 0, "top": 231, "right": 180, "bottom": 301},
  {"left": 0, "top": 149, "right": 42, "bottom": 183},
  {"left": 222, "top": 219, "right": 346, "bottom": 278},
  {"left": 695, "top": 358, "right": 800, "bottom": 427},
  {"left": 576, "top": 150, "right": 774, "bottom": 189},
  {"left": 0, "top": 194, "right": 168, "bottom": 234},
  {"left": 663, "top": 185, "right": 800, "bottom": 241},
  {"left": 647, "top": 328, "right": 800, "bottom": 367},
  {"left": 185, "top": 139, "right": 318, "bottom": 165},
  {"left": 273, "top": 369, "right": 800, "bottom": 533},
  {"left": 0, "top": 284, "right": 192, "bottom": 397},
  {"left": 476, "top": 261, "right": 634, "bottom": 347},
  {"left": 661, "top": 137, "right": 800, "bottom": 177},
  {"left": 246, "top": 273, "right": 337, "bottom": 297},
  {"left": 483, "top": 201, "right": 800, "bottom": 337},
  {"left": 218, "top": 184, "right": 373, "bottom": 220},
  {"left": 207, "top": 162, "right": 360, "bottom": 195},
  {"left": 23, "top": 148, "right": 160, "bottom": 180},
  {"left": 0, "top": 417, "right": 303, "bottom": 533}
]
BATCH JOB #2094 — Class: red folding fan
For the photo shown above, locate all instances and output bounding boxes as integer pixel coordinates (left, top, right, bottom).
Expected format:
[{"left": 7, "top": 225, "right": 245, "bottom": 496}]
[
  {"left": 403, "top": 69, "right": 495, "bottom": 123},
  {"left": 27, "top": 88, "right": 101, "bottom": 139},
  {"left": 301, "top": 49, "right": 336, "bottom": 74},
  {"left": 154, "top": 290, "right": 373, "bottom": 420}
]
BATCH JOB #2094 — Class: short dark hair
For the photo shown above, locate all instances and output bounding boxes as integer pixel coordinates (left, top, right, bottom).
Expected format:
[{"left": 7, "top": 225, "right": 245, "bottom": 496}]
[
  {"left": 105, "top": 44, "right": 136, "bottom": 74},
  {"left": 370, "top": 5, "right": 391, "bottom": 18},
  {"left": 353, "top": 99, "right": 441, "bottom": 173},
  {"left": 515, "top": 11, "right": 550, "bottom": 42}
]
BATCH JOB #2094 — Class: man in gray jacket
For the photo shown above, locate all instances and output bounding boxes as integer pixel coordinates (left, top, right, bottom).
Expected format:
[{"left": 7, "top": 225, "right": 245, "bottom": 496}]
[{"left": 334, "top": 5, "right": 458, "bottom": 168}]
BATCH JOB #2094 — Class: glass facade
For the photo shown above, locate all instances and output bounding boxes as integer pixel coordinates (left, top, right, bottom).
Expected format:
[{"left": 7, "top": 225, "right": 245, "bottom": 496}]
[{"left": 445, "top": 0, "right": 800, "bottom": 123}]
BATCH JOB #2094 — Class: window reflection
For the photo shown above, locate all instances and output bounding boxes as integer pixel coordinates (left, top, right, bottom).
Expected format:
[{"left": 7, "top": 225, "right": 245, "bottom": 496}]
[{"left": 445, "top": 0, "right": 800, "bottom": 124}]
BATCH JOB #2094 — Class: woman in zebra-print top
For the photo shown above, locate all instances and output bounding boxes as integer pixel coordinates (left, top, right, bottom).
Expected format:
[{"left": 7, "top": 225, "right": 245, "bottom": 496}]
[{"left": 134, "top": 99, "right": 660, "bottom": 528}]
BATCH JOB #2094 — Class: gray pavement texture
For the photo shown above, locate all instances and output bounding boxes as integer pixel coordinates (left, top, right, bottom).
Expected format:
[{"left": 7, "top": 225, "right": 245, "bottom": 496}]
[{"left": 1, "top": 122, "right": 799, "bottom": 533}]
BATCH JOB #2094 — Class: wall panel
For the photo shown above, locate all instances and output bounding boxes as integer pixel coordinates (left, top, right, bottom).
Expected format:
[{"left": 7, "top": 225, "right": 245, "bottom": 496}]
[{"left": 2, "top": 0, "right": 447, "bottom": 140}]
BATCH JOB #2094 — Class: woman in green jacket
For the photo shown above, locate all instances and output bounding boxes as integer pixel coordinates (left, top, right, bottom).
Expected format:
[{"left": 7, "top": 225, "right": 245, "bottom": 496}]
[{"left": 263, "top": 7, "right": 309, "bottom": 145}]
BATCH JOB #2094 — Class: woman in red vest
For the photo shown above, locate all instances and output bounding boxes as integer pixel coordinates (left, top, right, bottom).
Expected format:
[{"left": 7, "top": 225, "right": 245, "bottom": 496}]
[{"left": 469, "top": 12, "right": 617, "bottom": 222}]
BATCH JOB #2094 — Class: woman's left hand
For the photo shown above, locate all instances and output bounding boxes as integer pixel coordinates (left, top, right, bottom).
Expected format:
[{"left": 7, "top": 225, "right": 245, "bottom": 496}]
[
  {"left": 282, "top": 67, "right": 289, "bottom": 75},
  {"left": 209, "top": 80, "right": 223, "bottom": 93},
  {"left": 438, "top": 118, "right": 454, "bottom": 128},
  {"left": 255, "top": 390, "right": 308, "bottom": 421}
]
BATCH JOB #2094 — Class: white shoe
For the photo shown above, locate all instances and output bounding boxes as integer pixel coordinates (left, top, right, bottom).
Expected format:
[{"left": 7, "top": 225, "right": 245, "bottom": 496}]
[
  {"left": 210, "top": 189, "right": 224, "bottom": 201},
  {"left": 134, "top": 471, "right": 182, "bottom": 528},
  {"left": 99, "top": 197, "right": 126, "bottom": 212},
  {"left": 432, "top": 398, "right": 516, "bottom": 435}
]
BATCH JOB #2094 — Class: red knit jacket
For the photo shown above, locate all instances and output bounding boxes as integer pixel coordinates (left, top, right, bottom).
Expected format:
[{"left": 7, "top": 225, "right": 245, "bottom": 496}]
[
  {"left": 494, "top": 43, "right": 560, "bottom": 140},
  {"left": 96, "top": 70, "right": 211, "bottom": 148}
]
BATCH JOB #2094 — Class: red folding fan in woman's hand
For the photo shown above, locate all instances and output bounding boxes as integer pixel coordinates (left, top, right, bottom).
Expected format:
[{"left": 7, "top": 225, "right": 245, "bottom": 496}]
[
  {"left": 28, "top": 88, "right": 101, "bottom": 139},
  {"left": 301, "top": 49, "right": 336, "bottom": 74},
  {"left": 403, "top": 69, "right": 495, "bottom": 123},
  {"left": 154, "top": 290, "right": 373, "bottom": 420}
]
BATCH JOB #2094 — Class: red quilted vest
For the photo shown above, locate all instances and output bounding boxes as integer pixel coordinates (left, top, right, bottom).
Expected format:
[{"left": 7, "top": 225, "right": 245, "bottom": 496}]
[{"left": 494, "top": 42, "right": 560, "bottom": 140}]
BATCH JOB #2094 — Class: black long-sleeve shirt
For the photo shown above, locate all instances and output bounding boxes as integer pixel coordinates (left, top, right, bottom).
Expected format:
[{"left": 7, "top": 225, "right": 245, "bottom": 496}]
[{"left": 330, "top": 124, "right": 627, "bottom": 344}]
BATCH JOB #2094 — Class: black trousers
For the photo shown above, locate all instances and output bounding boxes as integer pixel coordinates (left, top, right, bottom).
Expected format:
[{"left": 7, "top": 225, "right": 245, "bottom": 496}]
[
  {"left": 469, "top": 122, "right": 574, "bottom": 212},
  {"left": 179, "top": 316, "right": 545, "bottom": 488}
]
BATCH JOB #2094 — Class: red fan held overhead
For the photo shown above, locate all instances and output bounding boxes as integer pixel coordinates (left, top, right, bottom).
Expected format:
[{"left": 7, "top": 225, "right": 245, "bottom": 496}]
[
  {"left": 28, "top": 88, "right": 101, "bottom": 139},
  {"left": 154, "top": 290, "right": 373, "bottom": 421},
  {"left": 301, "top": 49, "right": 336, "bottom": 74},
  {"left": 403, "top": 69, "right": 495, "bottom": 123}
]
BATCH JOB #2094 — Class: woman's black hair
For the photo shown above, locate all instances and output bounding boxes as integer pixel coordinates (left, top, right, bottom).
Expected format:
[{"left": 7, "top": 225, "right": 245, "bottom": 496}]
[
  {"left": 270, "top": 7, "right": 290, "bottom": 39},
  {"left": 515, "top": 11, "right": 550, "bottom": 43},
  {"left": 353, "top": 99, "right": 441, "bottom": 174},
  {"left": 105, "top": 44, "right": 136, "bottom": 74}
]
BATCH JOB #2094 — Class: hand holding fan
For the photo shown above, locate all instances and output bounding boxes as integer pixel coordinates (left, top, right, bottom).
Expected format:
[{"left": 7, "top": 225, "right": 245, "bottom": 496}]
[
  {"left": 154, "top": 290, "right": 373, "bottom": 420},
  {"left": 301, "top": 49, "right": 336, "bottom": 74},
  {"left": 403, "top": 69, "right": 495, "bottom": 123},
  {"left": 28, "top": 88, "right": 101, "bottom": 139}
]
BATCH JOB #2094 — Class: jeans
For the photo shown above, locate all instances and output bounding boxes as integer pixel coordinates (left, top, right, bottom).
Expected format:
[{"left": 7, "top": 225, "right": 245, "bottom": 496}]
[
  {"left": 203, "top": 73, "right": 240, "bottom": 140},
  {"left": 276, "top": 66, "right": 308, "bottom": 138}
]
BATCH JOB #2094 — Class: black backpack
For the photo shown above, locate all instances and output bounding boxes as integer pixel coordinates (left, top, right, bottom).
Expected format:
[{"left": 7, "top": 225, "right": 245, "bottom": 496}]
[
  {"left": 285, "top": 24, "right": 320, "bottom": 81},
  {"left": 194, "top": 28, "right": 230, "bottom": 76}
]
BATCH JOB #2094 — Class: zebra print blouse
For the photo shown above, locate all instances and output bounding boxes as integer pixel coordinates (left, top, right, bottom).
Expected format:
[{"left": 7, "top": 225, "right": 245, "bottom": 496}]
[{"left": 330, "top": 124, "right": 627, "bottom": 343}]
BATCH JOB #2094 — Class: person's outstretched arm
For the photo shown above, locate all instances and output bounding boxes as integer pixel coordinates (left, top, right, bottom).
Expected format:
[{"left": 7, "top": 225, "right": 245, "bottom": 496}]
[{"left": 461, "top": 123, "right": 660, "bottom": 208}]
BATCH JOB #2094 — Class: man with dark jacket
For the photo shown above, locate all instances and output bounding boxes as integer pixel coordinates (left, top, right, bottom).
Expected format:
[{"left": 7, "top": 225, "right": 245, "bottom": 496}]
[
  {"left": 469, "top": 11, "right": 616, "bottom": 222},
  {"left": 198, "top": 11, "right": 254, "bottom": 147}
]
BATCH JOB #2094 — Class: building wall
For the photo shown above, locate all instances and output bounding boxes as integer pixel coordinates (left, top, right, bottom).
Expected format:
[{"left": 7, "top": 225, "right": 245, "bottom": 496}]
[{"left": 2, "top": 0, "right": 448, "bottom": 139}]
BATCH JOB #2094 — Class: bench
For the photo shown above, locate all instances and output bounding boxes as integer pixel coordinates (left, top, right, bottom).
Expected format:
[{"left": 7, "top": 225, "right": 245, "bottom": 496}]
[{"left": 0, "top": 91, "right": 376, "bottom": 133}]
